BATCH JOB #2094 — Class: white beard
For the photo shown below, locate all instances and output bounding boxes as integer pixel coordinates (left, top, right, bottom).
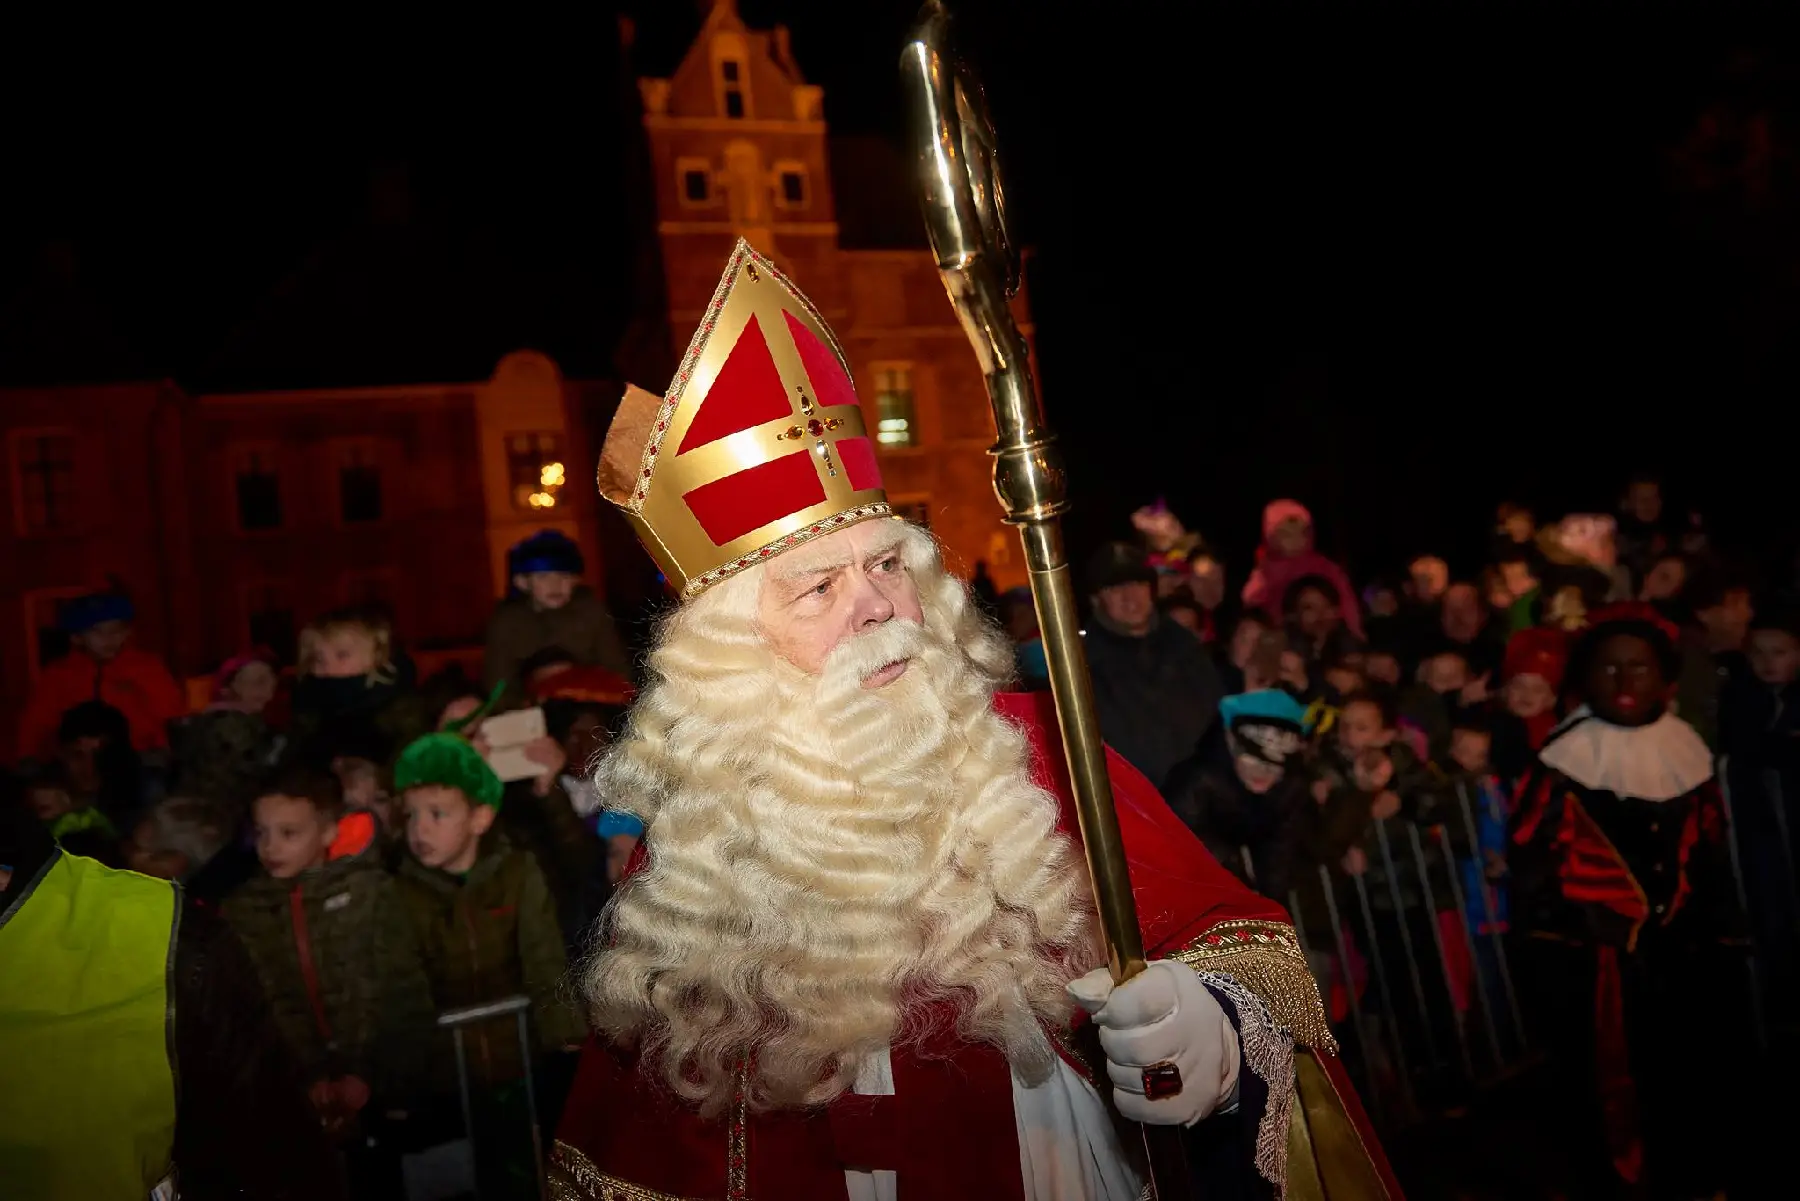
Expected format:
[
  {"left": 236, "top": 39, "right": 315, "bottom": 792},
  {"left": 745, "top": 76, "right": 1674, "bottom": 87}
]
[{"left": 582, "top": 544, "right": 1093, "bottom": 1115}]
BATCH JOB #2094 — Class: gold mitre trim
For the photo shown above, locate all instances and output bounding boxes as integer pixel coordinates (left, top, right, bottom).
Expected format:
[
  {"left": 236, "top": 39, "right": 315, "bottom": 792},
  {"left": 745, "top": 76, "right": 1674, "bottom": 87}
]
[{"left": 598, "top": 239, "right": 892, "bottom": 599}]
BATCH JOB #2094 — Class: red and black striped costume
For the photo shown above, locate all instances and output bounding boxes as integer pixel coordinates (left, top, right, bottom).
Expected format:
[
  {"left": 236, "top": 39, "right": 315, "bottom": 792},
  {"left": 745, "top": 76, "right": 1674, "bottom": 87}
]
[{"left": 1511, "top": 708, "right": 1741, "bottom": 1192}]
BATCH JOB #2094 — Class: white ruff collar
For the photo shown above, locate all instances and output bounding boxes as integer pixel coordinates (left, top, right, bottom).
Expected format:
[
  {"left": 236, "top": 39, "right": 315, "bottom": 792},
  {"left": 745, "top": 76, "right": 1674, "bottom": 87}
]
[{"left": 1539, "top": 706, "right": 1714, "bottom": 802}]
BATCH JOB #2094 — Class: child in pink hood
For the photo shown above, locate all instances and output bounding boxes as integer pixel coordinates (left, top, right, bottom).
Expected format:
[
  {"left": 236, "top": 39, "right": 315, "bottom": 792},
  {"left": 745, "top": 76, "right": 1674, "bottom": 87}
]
[{"left": 1242, "top": 499, "right": 1364, "bottom": 637}]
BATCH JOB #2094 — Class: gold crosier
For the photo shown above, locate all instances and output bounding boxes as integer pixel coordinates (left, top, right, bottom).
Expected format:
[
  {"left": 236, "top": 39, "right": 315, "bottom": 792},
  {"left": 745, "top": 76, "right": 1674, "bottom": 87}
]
[
  {"left": 902, "top": 4, "right": 1391, "bottom": 1199},
  {"left": 899, "top": 8, "right": 1191, "bottom": 1197}
]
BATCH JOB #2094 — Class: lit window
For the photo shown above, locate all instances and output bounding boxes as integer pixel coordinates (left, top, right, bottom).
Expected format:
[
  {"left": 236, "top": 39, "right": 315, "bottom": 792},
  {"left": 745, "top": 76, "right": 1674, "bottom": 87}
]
[
  {"left": 874, "top": 366, "right": 917, "bottom": 447},
  {"left": 507, "top": 432, "right": 564, "bottom": 512},
  {"left": 339, "top": 444, "right": 382, "bottom": 523},
  {"left": 11, "top": 431, "right": 77, "bottom": 533},
  {"left": 235, "top": 448, "right": 282, "bottom": 530}
]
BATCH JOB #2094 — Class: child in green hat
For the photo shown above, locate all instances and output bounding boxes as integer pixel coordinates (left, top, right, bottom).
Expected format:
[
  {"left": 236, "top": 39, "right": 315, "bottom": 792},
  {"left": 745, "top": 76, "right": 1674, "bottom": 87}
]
[
  {"left": 395, "top": 732, "right": 505, "bottom": 875},
  {"left": 385, "top": 731, "right": 587, "bottom": 1197}
]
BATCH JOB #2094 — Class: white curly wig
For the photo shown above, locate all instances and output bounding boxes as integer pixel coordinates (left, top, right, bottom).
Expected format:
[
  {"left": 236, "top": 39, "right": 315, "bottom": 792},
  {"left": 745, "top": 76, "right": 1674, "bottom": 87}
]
[{"left": 580, "top": 520, "right": 1097, "bottom": 1116}]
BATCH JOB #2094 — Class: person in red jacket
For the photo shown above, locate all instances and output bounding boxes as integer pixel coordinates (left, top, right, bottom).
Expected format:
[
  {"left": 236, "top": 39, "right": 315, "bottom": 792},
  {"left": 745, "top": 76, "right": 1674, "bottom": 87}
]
[
  {"left": 1241, "top": 499, "right": 1365, "bottom": 639},
  {"left": 16, "top": 592, "right": 187, "bottom": 767}
]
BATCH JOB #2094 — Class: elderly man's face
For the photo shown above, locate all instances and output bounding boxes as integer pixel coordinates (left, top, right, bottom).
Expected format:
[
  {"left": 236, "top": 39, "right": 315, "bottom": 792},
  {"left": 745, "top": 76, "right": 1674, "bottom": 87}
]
[{"left": 755, "top": 522, "right": 924, "bottom": 684}]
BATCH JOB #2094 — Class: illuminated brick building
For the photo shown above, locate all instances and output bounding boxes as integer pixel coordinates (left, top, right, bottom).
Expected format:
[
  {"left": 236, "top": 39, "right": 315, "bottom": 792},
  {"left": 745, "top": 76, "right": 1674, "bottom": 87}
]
[
  {"left": 626, "top": 0, "right": 1038, "bottom": 593},
  {"left": 0, "top": 1, "right": 1040, "bottom": 742},
  {"left": 0, "top": 351, "right": 609, "bottom": 742}
]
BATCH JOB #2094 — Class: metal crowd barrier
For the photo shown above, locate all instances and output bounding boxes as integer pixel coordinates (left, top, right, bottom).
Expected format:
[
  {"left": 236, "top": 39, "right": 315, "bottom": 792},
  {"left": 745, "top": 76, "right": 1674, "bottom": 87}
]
[
  {"left": 429, "top": 995, "right": 547, "bottom": 1201},
  {"left": 1250, "top": 758, "right": 1800, "bottom": 1133},
  {"left": 1260, "top": 782, "right": 1537, "bottom": 1131}
]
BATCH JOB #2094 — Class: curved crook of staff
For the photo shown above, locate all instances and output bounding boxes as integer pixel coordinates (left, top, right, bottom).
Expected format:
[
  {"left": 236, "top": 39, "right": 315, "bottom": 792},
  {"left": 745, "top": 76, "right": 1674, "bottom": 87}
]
[{"left": 900, "top": 4, "right": 1193, "bottom": 1196}]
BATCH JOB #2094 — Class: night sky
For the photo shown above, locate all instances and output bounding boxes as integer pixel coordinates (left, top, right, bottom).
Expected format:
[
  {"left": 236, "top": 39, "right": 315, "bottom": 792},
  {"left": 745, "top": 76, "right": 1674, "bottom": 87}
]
[{"left": 4, "top": 3, "right": 1795, "bottom": 584}]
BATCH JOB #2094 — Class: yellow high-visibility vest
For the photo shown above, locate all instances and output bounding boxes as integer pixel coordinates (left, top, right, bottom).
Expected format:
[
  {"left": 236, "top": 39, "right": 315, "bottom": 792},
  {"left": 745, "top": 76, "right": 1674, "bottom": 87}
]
[{"left": 0, "top": 850, "right": 179, "bottom": 1200}]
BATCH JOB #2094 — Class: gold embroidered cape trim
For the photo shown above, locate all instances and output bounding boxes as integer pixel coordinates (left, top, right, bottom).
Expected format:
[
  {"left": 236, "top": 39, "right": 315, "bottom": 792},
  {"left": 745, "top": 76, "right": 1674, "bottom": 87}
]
[
  {"left": 1170, "top": 918, "right": 1337, "bottom": 1054},
  {"left": 550, "top": 1140, "right": 702, "bottom": 1201}
]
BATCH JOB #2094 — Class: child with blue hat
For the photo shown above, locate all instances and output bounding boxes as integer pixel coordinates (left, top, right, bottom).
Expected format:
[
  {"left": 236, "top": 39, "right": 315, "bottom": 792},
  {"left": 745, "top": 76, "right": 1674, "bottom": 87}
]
[
  {"left": 1218, "top": 690, "right": 1320, "bottom": 786},
  {"left": 1165, "top": 689, "right": 1321, "bottom": 903},
  {"left": 16, "top": 590, "right": 186, "bottom": 769},
  {"left": 484, "top": 530, "right": 631, "bottom": 706}
]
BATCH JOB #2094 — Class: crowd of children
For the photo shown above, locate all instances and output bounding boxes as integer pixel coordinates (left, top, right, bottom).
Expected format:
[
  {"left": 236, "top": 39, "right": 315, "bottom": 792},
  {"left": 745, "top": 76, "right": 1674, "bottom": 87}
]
[
  {"left": 8, "top": 484, "right": 1799, "bottom": 1198},
  {"left": 3, "top": 530, "right": 636, "bottom": 1200},
  {"left": 1042, "top": 479, "right": 1794, "bottom": 1198}
]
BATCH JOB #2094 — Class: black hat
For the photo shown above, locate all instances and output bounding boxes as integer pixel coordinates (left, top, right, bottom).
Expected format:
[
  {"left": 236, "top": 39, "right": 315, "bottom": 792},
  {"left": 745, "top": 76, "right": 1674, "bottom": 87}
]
[
  {"left": 1086, "top": 542, "right": 1158, "bottom": 593},
  {"left": 60, "top": 591, "right": 134, "bottom": 633},
  {"left": 509, "top": 529, "right": 584, "bottom": 577}
]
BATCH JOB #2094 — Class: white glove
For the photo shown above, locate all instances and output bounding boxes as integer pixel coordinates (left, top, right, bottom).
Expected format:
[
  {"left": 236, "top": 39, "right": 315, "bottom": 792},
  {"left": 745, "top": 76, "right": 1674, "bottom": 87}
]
[{"left": 1066, "top": 960, "right": 1241, "bottom": 1127}]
